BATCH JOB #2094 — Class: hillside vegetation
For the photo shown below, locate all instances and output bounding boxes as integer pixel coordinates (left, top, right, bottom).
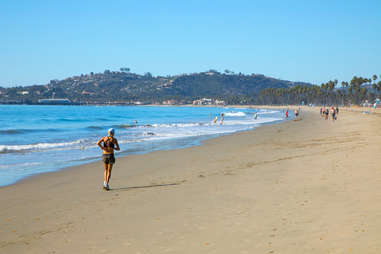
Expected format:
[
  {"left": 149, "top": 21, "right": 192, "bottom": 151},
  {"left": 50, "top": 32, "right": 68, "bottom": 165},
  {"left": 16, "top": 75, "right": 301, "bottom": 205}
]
[{"left": 0, "top": 70, "right": 310, "bottom": 105}]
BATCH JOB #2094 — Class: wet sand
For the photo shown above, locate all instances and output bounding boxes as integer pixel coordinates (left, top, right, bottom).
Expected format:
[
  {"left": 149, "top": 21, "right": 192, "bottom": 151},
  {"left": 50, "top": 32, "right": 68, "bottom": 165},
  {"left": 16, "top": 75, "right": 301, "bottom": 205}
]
[{"left": 1, "top": 107, "right": 381, "bottom": 253}]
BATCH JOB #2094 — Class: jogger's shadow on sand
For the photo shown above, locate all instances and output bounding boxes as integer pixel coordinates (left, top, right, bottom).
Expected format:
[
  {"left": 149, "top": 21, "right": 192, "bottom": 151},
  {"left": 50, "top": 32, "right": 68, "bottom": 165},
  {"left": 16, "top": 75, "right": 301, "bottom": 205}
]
[{"left": 109, "top": 183, "right": 179, "bottom": 191}]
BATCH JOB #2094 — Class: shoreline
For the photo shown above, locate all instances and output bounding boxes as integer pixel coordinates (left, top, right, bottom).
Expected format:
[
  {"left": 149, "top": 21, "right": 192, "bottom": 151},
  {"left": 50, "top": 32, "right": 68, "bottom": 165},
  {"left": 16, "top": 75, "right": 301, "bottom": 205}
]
[
  {"left": 0, "top": 106, "right": 285, "bottom": 188},
  {"left": 2, "top": 107, "right": 381, "bottom": 253},
  {"left": 2, "top": 104, "right": 379, "bottom": 189},
  {"left": 1, "top": 107, "right": 286, "bottom": 189}
]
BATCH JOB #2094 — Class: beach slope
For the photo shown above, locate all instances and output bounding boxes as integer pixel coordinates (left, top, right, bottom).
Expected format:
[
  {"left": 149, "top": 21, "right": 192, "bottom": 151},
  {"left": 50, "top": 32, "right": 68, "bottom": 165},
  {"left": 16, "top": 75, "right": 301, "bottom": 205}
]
[{"left": 1, "top": 109, "right": 381, "bottom": 253}]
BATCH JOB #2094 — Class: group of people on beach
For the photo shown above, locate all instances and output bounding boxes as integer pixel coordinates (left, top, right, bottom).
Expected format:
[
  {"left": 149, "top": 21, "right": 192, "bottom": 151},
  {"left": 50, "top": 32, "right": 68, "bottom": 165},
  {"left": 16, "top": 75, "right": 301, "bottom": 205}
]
[
  {"left": 283, "top": 108, "right": 300, "bottom": 120},
  {"left": 97, "top": 107, "right": 304, "bottom": 190},
  {"left": 320, "top": 106, "right": 339, "bottom": 121}
]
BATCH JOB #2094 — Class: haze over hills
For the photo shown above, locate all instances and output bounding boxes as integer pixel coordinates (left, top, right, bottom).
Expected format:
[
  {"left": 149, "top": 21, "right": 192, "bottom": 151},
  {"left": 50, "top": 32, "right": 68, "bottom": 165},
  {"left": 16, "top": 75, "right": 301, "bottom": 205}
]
[{"left": 0, "top": 70, "right": 312, "bottom": 105}]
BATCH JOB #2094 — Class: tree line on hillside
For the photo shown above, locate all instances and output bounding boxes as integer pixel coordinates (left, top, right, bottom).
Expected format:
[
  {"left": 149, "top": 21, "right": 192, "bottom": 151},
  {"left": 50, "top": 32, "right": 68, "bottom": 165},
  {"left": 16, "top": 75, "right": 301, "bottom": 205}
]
[
  {"left": 258, "top": 75, "right": 381, "bottom": 106},
  {"left": 1, "top": 69, "right": 380, "bottom": 106}
]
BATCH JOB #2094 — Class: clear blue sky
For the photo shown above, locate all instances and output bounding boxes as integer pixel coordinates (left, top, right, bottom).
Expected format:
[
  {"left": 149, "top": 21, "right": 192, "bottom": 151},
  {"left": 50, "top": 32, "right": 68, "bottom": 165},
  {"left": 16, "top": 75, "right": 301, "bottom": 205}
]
[{"left": 1, "top": 0, "right": 380, "bottom": 87}]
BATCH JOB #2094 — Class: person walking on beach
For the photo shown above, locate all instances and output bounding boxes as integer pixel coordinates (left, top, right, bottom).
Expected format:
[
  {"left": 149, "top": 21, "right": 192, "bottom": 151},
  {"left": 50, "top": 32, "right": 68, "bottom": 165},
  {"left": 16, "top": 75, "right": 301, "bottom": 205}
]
[
  {"left": 325, "top": 108, "right": 329, "bottom": 120},
  {"left": 331, "top": 107, "right": 337, "bottom": 121},
  {"left": 97, "top": 128, "right": 120, "bottom": 190}
]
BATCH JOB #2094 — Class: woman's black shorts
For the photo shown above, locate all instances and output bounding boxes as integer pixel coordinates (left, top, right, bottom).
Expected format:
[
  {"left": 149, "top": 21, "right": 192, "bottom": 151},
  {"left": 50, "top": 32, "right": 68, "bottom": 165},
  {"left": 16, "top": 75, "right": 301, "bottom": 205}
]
[{"left": 102, "top": 154, "right": 115, "bottom": 164}]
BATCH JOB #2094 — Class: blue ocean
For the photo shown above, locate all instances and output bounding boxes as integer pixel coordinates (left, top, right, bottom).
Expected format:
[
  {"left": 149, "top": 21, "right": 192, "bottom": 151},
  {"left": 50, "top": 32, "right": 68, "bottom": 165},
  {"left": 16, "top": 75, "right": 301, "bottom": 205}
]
[{"left": 0, "top": 105, "right": 284, "bottom": 187}]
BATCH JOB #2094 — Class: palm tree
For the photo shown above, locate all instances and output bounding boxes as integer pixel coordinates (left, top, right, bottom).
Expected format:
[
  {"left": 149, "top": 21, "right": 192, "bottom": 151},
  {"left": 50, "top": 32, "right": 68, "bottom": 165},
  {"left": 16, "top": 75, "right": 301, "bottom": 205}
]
[
  {"left": 360, "top": 87, "right": 368, "bottom": 104},
  {"left": 341, "top": 81, "right": 347, "bottom": 105},
  {"left": 377, "top": 81, "right": 381, "bottom": 94},
  {"left": 372, "top": 75, "right": 378, "bottom": 96},
  {"left": 328, "top": 80, "right": 336, "bottom": 104}
]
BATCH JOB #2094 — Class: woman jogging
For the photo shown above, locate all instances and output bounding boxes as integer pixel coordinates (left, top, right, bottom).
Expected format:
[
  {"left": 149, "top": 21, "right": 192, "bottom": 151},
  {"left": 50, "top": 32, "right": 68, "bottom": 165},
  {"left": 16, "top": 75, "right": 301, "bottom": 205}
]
[{"left": 97, "top": 128, "right": 120, "bottom": 190}]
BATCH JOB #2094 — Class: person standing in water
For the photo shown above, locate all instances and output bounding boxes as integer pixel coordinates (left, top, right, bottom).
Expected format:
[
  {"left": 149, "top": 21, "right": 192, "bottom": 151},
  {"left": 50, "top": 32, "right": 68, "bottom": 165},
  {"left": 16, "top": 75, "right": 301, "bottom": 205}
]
[
  {"left": 254, "top": 112, "right": 258, "bottom": 120},
  {"left": 220, "top": 113, "right": 224, "bottom": 125},
  {"left": 97, "top": 128, "right": 120, "bottom": 190}
]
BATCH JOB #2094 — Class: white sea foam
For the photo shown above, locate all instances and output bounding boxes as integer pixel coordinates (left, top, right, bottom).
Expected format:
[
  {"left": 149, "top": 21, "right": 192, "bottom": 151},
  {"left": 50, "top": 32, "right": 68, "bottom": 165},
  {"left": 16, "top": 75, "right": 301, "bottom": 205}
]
[
  {"left": 151, "top": 123, "right": 204, "bottom": 128},
  {"left": 0, "top": 139, "right": 85, "bottom": 154},
  {"left": 224, "top": 112, "right": 246, "bottom": 117},
  {"left": 257, "top": 109, "right": 279, "bottom": 114},
  {"left": 228, "top": 117, "right": 281, "bottom": 124},
  {"left": 129, "top": 114, "right": 283, "bottom": 144}
]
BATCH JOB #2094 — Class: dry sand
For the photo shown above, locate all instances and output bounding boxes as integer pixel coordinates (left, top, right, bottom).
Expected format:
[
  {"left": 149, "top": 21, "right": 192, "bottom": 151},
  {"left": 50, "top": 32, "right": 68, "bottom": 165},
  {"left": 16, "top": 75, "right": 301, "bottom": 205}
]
[{"left": 1, "top": 107, "right": 381, "bottom": 253}]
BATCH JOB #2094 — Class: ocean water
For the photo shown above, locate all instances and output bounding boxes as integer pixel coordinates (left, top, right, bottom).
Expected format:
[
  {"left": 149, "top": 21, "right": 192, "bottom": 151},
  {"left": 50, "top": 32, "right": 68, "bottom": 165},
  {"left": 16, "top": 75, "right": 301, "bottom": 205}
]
[{"left": 0, "top": 105, "right": 285, "bottom": 187}]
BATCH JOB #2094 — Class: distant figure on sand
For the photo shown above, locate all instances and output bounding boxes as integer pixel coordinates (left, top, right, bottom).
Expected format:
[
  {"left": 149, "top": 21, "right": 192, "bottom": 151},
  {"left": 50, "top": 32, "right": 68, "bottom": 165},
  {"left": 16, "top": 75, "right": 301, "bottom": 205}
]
[
  {"left": 294, "top": 109, "right": 299, "bottom": 120},
  {"left": 331, "top": 107, "right": 336, "bottom": 121},
  {"left": 97, "top": 128, "right": 120, "bottom": 191},
  {"left": 325, "top": 108, "right": 329, "bottom": 120},
  {"left": 220, "top": 113, "right": 224, "bottom": 125}
]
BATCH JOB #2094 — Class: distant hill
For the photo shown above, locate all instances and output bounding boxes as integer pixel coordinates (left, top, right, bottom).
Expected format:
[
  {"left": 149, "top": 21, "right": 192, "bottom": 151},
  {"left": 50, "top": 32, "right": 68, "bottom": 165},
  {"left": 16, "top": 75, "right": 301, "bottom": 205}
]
[{"left": 0, "top": 70, "right": 312, "bottom": 105}]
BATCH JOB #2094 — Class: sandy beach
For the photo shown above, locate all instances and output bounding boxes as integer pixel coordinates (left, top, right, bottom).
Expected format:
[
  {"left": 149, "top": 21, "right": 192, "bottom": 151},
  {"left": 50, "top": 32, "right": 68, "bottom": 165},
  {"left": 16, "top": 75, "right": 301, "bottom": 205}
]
[{"left": 1, "top": 107, "right": 381, "bottom": 253}]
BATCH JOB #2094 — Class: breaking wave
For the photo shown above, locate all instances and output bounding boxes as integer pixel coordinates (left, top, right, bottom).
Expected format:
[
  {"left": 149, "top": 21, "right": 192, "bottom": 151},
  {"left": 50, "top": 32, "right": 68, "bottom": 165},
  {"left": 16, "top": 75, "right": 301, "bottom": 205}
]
[
  {"left": 224, "top": 112, "right": 246, "bottom": 117},
  {"left": 0, "top": 139, "right": 85, "bottom": 154}
]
